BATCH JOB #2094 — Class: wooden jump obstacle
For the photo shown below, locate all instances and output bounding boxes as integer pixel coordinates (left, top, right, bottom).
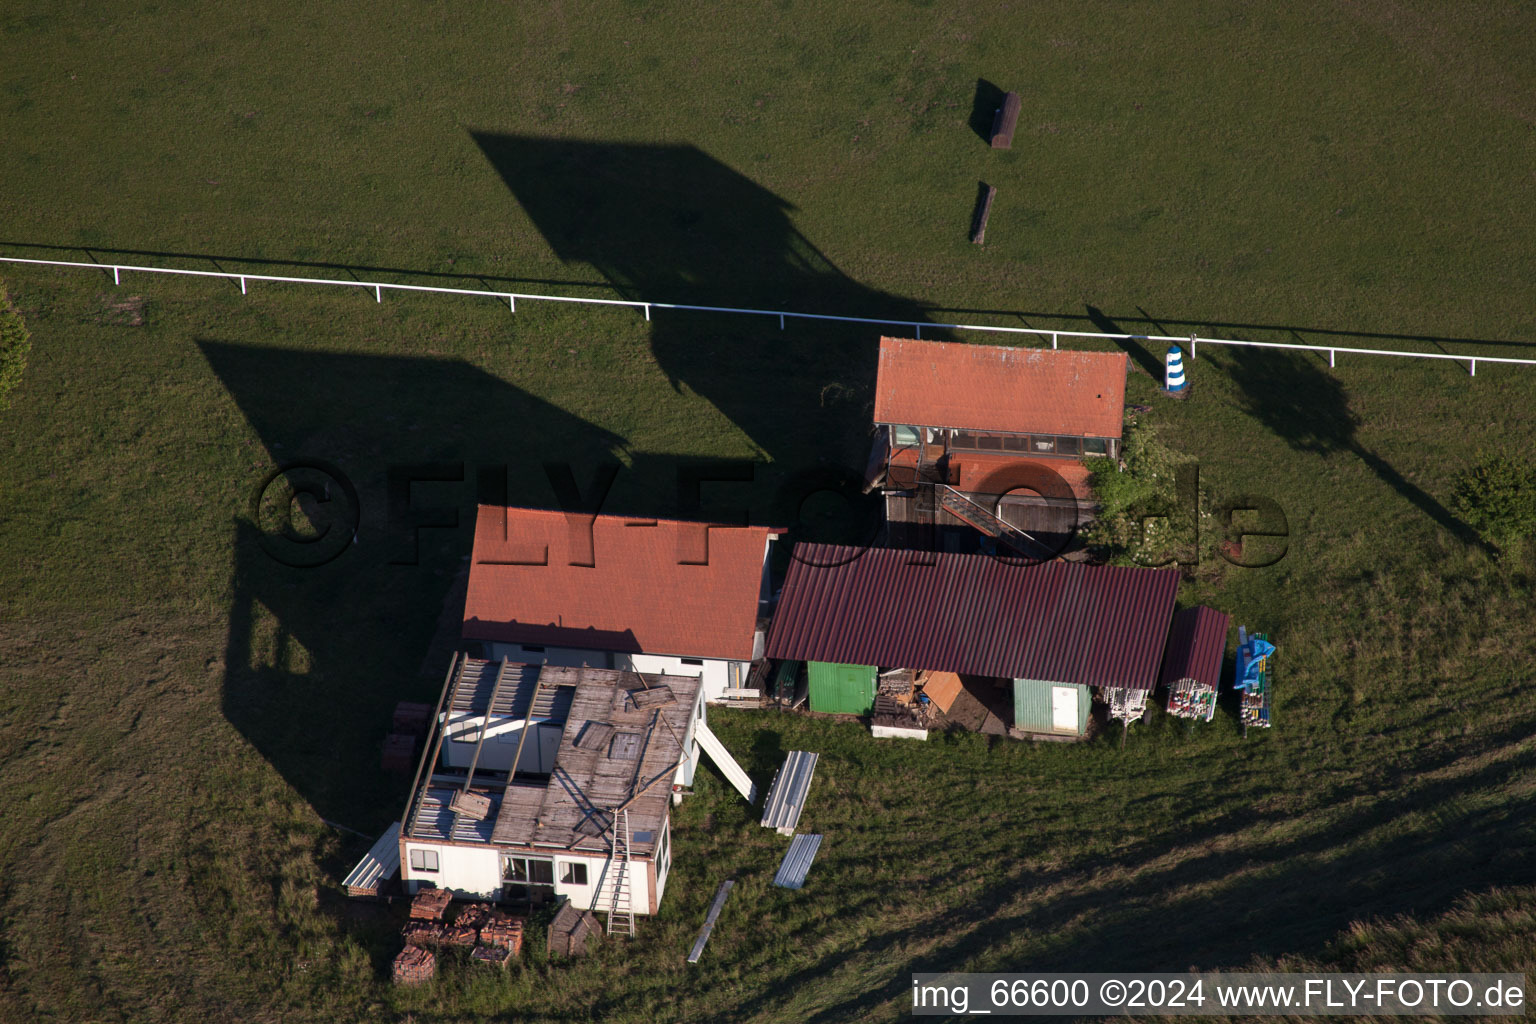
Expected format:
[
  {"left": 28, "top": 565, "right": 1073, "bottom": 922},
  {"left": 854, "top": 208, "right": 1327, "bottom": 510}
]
[
  {"left": 971, "top": 184, "right": 997, "bottom": 245},
  {"left": 990, "top": 91, "right": 1021, "bottom": 148}
]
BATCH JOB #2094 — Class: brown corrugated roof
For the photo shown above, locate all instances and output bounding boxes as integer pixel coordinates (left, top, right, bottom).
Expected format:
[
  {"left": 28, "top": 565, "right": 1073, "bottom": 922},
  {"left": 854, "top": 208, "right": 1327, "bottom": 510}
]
[
  {"left": 463, "top": 506, "right": 780, "bottom": 661},
  {"left": 766, "top": 545, "right": 1178, "bottom": 689},
  {"left": 1158, "top": 606, "right": 1230, "bottom": 690},
  {"left": 874, "top": 337, "right": 1128, "bottom": 438}
]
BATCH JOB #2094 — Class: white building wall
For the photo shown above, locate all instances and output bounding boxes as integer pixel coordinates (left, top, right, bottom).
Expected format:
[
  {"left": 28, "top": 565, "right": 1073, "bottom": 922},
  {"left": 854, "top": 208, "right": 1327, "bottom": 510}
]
[
  {"left": 548, "top": 852, "right": 653, "bottom": 916},
  {"left": 441, "top": 717, "right": 562, "bottom": 773},
  {"left": 400, "top": 841, "right": 501, "bottom": 900}
]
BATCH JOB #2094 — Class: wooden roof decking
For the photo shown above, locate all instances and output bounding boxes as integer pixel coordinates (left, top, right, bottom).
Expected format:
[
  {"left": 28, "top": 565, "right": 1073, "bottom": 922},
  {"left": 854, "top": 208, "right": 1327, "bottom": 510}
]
[
  {"left": 450, "top": 657, "right": 574, "bottom": 721},
  {"left": 490, "top": 669, "right": 699, "bottom": 857}
]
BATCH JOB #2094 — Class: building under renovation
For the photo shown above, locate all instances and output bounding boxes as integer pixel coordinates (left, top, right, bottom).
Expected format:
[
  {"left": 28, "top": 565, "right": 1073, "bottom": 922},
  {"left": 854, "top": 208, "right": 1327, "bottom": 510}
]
[{"left": 398, "top": 654, "right": 753, "bottom": 933}]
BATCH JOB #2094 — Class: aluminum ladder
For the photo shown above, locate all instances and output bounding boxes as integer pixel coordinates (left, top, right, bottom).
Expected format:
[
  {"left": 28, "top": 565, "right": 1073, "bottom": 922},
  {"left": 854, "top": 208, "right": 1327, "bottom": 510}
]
[{"left": 601, "top": 808, "right": 635, "bottom": 936}]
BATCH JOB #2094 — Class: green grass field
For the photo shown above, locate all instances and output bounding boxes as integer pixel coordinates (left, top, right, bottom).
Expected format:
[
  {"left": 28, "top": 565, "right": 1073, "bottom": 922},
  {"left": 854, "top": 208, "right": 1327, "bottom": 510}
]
[{"left": 3, "top": 2, "right": 1536, "bottom": 1021}]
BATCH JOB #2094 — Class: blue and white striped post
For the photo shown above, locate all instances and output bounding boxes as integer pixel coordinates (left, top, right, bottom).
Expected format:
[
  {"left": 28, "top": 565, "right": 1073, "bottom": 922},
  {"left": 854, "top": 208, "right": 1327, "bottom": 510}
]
[{"left": 1165, "top": 344, "right": 1187, "bottom": 392}]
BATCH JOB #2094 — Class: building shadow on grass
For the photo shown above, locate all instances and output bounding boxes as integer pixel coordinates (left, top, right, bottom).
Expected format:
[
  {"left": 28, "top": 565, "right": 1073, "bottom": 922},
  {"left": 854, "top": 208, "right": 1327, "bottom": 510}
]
[{"left": 200, "top": 341, "right": 791, "bottom": 834}]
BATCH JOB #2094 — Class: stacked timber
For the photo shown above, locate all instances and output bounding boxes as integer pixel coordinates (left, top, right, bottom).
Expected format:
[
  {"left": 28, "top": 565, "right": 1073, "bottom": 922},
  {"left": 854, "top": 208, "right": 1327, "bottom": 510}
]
[
  {"left": 441, "top": 922, "right": 479, "bottom": 947},
  {"left": 392, "top": 946, "right": 436, "bottom": 985}
]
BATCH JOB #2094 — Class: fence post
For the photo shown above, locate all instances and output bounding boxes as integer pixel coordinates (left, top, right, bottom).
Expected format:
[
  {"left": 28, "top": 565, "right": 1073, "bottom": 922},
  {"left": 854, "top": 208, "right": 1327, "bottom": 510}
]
[
  {"left": 113, "top": 266, "right": 120, "bottom": 286},
  {"left": 1470, "top": 358, "right": 1477, "bottom": 377},
  {"left": 508, "top": 295, "right": 515, "bottom": 312},
  {"left": 1051, "top": 332, "right": 1057, "bottom": 350},
  {"left": 1329, "top": 349, "right": 1335, "bottom": 368},
  {"left": 1190, "top": 334, "right": 1197, "bottom": 360},
  {"left": 644, "top": 304, "right": 651, "bottom": 321},
  {"left": 240, "top": 276, "right": 247, "bottom": 295},
  {"left": 778, "top": 313, "right": 784, "bottom": 330},
  {"left": 915, "top": 323, "right": 921, "bottom": 339},
  {"left": 374, "top": 285, "right": 382, "bottom": 303}
]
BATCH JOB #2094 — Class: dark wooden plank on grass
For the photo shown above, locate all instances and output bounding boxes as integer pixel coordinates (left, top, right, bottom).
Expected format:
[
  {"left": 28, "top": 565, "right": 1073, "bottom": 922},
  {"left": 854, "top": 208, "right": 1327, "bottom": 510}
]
[
  {"left": 971, "top": 184, "right": 998, "bottom": 245},
  {"left": 991, "top": 90, "right": 1021, "bottom": 148}
]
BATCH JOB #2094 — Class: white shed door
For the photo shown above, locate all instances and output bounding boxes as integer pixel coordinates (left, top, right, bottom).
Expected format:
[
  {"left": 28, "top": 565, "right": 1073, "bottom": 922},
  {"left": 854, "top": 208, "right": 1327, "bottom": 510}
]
[{"left": 1051, "top": 686, "right": 1078, "bottom": 732}]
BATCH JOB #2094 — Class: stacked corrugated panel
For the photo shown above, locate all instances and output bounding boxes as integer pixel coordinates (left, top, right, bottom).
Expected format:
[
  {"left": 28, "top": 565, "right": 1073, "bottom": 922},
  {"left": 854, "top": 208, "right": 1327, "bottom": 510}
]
[
  {"left": 773, "top": 834, "right": 824, "bottom": 890},
  {"left": 760, "top": 751, "right": 818, "bottom": 835}
]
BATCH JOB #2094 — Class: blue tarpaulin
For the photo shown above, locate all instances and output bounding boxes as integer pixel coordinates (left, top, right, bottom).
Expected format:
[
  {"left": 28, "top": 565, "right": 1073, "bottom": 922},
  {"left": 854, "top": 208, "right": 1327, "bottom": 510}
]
[{"left": 1239, "top": 637, "right": 1275, "bottom": 689}]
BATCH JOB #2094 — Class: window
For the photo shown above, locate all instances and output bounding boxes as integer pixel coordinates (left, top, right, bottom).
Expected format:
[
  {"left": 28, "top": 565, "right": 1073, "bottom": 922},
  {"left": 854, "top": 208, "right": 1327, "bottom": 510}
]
[
  {"left": 1055, "top": 436, "right": 1082, "bottom": 455},
  {"left": 1031, "top": 436, "right": 1056, "bottom": 453},
  {"left": 520, "top": 644, "right": 545, "bottom": 653},
  {"left": 560, "top": 862, "right": 589, "bottom": 886},
  {"left": 1083, "top": 437, "right": 1108, "bottom": 456},
  {"left": 680, "top": 657, "right": 704, "bottom": 667},
  {"left": 657, "top": 823, "right": 670, "bottom": 872},
  {"left": 503, "top": 857, "right": 554, "bottom": 886},
  {"left": 456, "top": 721, "right": 481, "bottom": 744},
  {"left": 410, "top": 849, "right": 440, "bottom": 872},
  {"left": 891, "top": 425, "right": 919, "bottom": 446},
  {"left": 1003, "top": 434, "right": 1032, "bottom": 452},
  {"left": 976, "top": 433, "right": 1004, "bottom": 450},
  {"left": 951, "top": 430, "right": 979, "bottom": 450}
]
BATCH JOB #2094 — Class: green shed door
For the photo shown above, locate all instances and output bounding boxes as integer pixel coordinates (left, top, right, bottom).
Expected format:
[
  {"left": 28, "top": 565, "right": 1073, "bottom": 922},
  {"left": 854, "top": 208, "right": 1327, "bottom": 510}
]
[
  {"left": 1013, "top": 679, "right": 1090, "bottom": 736},
  {"left": 807, "top": 661, "right": 877, "bottom": 714}
]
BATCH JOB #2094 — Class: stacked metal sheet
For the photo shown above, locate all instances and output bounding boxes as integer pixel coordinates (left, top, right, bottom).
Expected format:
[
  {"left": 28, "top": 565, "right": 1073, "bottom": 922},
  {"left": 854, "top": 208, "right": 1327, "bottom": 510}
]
[
  {"left": 760, "top": 751, "right": 818, "bottom": 836},
  {"left": 341, "top": 821, "right": 401, "bottom": 897},
  {"left": 773, "top": 834, "right": 824, "bottom": 890}
]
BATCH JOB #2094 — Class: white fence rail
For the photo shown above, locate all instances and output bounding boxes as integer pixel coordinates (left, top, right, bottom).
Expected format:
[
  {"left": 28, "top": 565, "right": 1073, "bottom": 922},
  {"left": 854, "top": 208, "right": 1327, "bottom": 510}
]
[{"left": 4, "top": 254, "right": 1534, "bottom": 376}]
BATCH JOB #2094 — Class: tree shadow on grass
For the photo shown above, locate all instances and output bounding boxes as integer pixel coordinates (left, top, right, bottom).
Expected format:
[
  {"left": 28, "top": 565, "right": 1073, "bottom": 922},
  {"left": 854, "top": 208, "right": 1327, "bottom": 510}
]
[
  {"left": 743, "top": 715, "right": 1536, "bottom": 1022},
  {"left": 1221, "top": 348, "right": 1489, "bottom": 552},
  {"left": 469, "top": 132, "right": 948, "bottom": 478}
]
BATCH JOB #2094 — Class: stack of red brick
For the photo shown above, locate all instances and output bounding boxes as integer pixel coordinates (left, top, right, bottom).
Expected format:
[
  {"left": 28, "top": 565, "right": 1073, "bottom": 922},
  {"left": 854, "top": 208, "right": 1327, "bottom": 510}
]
[{"left": 392, "top": 945, "right": 435, "bottom": 985}]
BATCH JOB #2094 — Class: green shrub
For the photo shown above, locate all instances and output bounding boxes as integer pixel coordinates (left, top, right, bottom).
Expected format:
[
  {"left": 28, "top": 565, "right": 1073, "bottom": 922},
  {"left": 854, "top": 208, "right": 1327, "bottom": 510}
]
[
  {"left": 1451, "top": 452, "right": 1536, "bottom": 549},
  {"left": 1082, "top": 416, "right": 1207, "bottom": 566},
  {"left": 0, "top": 283, "right": 32, "bottom": 413}
]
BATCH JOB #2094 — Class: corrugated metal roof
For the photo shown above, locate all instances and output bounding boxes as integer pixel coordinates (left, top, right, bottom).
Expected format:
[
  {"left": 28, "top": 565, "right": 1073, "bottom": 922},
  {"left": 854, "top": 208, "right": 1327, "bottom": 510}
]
[
  {"left": 760, "top": 751, "right": 818, "bottom": 832},
  {"left": 765, "top": 546, "right": 1179, "bottom": 689},
  {"left": 1159, "top": 606, "right": 1230, "bottom": 690},
  {"left": 874, "top": 337, "right": 1128, "bottom": 437},
  {"left": 773, "top": 833, "right": 824, "bottom": 890},
  {"left": 341, "top": 821, "right": 401, "bottom": 892}
]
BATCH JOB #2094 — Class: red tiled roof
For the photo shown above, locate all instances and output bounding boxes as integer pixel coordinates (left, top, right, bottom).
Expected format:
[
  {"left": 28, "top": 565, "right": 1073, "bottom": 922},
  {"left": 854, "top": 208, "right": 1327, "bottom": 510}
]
[
  {"left": 766, "top": 544, "right": 1178, "bottom": 689},
  {"left": 463, "top": 506, "right": 780, "bottom": 661},
  {"left": 873, "top": 337, "right": 1128, "bottom": 438},
  {"left": 1159, "top": 606, "right": 1230, "bottom": 689}
]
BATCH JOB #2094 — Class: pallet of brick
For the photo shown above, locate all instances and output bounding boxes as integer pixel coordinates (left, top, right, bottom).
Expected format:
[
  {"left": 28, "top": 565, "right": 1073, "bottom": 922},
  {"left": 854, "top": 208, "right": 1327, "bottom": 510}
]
[
  {"left": 402, "top": 921, "right": 447, "bottom": 948},
  {"left": 381, "top": 733, "right": 416, "bottom": 775},
  {"left": 470, "top": 944, "right": 513, "bottom": 969},
  {"left": 455, "top": 902, "right": 492, "bottom": 931},
  {"left": 409, "top": 887, "right": 453, "bottom": 921},
  {"left": 479, "top": 912, "right": 524, "bottom": 954},
  {"left": 392, "top": 945, "right": 436, "bottom": 985},
  {"left": 392, "top": 701, "right": 433, "bottom": 737},
  {"left": 441, "top": 922, "right": 479, "bottom": 947}
]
